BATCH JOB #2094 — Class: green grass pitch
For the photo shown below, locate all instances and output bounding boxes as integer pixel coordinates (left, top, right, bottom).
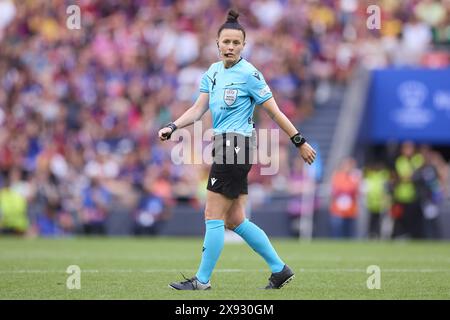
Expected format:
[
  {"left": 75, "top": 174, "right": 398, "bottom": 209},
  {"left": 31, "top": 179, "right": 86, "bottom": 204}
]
[{"left": 0, "top": 237, "right": 449, "bottom": 299}]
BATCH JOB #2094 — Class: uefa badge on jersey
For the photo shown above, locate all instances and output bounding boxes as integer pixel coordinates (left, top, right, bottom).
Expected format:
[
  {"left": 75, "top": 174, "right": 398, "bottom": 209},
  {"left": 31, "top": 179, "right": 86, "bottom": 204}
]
[
  {"left": 259, "top": 85, "right": 271, "bottom": 97},
  {"left": 224, "top": 89, "right": 238, "bottom": 106}
]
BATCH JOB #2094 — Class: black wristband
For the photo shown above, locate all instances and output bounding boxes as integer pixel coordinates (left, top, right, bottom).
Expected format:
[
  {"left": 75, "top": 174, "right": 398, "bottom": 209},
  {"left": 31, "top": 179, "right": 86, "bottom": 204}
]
[
  {"left": 166, "top": 122, "right": 177, "bottom": 132},
  {"left": 290, "top": 133, "right": 306, "bottom": 148},
  {"left": 162, "top": 122, "right": 177, "bottom": 139}
]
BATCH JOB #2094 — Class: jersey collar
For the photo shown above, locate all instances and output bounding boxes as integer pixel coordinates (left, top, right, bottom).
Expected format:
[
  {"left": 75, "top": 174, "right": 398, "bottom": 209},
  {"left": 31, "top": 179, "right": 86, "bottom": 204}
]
[{"left": 224, "top": 57, "right": 243, "bottom": 69}]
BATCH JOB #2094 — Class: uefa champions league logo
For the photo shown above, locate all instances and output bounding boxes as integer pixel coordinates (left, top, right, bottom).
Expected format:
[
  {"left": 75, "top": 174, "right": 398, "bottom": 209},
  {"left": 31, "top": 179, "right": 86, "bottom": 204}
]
[
  {"left": 398, "top": 81, "right": 428, "bottom": 110},
  {"left": 393, "top": 81, "right": 433, "bottom": 128}
]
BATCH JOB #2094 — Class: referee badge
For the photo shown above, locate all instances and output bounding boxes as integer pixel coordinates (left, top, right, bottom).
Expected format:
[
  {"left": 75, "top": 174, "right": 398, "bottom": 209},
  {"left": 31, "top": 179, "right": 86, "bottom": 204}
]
[{"left": 224, "top": 89, "right": 238, "bottom": 106}]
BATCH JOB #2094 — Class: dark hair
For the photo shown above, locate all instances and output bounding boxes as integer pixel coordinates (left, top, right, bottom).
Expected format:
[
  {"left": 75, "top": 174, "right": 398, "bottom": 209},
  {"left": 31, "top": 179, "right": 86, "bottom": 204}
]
[{"left": 217, "top": 10, "right": 246, "bottom": 40}]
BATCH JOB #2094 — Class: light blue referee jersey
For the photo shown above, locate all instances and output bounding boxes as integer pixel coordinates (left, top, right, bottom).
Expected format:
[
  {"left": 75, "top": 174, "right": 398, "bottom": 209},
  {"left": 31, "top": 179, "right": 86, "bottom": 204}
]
[{"left": 199, "top": 58, "right": 273, "bottom": 137}]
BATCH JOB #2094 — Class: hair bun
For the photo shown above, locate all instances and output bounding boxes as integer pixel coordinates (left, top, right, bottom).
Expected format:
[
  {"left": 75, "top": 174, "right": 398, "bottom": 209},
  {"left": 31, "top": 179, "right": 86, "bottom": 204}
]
[{"left": 226, "top": 10, "right": 239, "bottom": 23}]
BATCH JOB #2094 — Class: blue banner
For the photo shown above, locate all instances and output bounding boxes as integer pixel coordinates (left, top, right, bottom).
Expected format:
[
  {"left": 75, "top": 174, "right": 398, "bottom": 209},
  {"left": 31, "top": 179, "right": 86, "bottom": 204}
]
[{"left": 369, "top": 68, "right": 450, "bottom": 144}]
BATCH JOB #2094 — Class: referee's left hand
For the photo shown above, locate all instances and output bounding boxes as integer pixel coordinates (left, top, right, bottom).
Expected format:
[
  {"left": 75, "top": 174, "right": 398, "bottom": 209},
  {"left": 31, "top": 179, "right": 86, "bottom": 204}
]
[{"left": 299, "top": 142, "right": 316, "bottom": 165}]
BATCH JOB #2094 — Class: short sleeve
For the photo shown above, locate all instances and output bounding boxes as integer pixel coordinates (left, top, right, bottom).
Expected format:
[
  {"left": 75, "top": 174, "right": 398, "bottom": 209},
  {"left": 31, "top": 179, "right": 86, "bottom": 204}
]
[
  {"left": 199, "top": 72, "right": 209, "bottom": 93},
  {"left": 247, "top": 70, "right": 272, "bottom": 105}
]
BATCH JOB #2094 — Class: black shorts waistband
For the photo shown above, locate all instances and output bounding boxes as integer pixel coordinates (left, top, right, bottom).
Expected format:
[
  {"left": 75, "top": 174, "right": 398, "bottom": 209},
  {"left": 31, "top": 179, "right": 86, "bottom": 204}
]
[
  {"left": 212, "top": 133, "right": 254, "bottom": 165},
  {"left": 213, "top": 133, "right": 251, "bottom": 141}
]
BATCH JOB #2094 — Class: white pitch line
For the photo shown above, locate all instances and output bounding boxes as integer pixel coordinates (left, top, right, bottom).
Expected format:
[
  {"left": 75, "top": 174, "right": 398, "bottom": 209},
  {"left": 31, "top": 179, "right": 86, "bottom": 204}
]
[{"left": 0, "top": 268, "right": 450, "bottom": 274}]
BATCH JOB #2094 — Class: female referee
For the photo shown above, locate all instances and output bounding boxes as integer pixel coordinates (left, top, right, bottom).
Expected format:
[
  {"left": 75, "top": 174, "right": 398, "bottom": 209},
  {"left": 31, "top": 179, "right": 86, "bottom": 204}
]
[{"left": 159, "top": 10, "right": 316, "bottom": 290}]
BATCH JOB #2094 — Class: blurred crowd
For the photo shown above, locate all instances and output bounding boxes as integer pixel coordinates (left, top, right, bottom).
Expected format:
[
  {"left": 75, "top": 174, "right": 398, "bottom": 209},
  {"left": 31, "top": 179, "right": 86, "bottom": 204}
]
[
  {"left": 0, "top": 0, "right": 449, "bottom": 236},
  {"left": 324, "top": 142, "right": 449, "bottom": 240}
]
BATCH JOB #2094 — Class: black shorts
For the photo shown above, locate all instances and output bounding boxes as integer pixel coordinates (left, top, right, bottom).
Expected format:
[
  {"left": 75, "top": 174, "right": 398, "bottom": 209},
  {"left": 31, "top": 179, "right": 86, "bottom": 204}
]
[{"left": 206, "top": 132, "right": 256, "bottom": 199}]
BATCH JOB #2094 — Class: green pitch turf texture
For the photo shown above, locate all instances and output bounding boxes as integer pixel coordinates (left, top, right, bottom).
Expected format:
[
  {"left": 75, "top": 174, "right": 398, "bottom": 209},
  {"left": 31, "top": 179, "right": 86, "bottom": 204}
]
[{"left": 0, "top": 237, "right": 449, "bottom": 299}]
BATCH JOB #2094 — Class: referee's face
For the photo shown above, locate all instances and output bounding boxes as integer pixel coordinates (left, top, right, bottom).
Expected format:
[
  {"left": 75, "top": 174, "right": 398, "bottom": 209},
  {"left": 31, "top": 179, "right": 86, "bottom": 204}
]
[{"left": 218, "top": 29, "right": 245, "bottom": 67}]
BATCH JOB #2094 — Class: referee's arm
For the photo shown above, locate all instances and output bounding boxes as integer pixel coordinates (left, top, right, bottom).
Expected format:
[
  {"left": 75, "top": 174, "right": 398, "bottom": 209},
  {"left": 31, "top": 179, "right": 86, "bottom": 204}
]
[
  {"left": 260, "top": 97, "right": 316, "bottom": 165},
  {"left": 174, "top": 93, "right": 210, "bottom": 129},
  {"left": 159, "top": 93, "right": 209, "bottom": 141}
]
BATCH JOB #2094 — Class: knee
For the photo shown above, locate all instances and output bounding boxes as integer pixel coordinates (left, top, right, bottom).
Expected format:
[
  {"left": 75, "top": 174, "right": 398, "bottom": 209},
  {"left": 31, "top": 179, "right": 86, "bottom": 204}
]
[
  {"left": 204, "top": 208, "right": 224, "bottom": 221},
  {"left": 225, "top": 217, "right": 244, "bottom": 230},
  {"left": 225, "top": 221, "right": 237, "bottom": 230}
]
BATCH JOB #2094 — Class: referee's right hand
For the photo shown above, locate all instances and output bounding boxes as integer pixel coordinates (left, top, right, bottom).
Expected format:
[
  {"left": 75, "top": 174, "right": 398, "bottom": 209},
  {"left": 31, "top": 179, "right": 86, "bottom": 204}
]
[{"left": 158, "top": 127, "right": 173, "bottom": 141}]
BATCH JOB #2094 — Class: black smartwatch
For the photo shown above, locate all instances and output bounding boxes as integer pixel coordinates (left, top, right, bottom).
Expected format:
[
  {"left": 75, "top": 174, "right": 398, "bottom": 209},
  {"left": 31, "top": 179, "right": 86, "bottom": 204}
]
[{"left": 290, "top": 133, "right": 306, "bottom": 148}]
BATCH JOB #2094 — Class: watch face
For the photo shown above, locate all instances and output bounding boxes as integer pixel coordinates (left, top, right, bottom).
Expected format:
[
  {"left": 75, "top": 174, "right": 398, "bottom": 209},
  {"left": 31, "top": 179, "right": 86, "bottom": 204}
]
[{"left": 294, "top": 136, "right": 302, "bottom": 143}]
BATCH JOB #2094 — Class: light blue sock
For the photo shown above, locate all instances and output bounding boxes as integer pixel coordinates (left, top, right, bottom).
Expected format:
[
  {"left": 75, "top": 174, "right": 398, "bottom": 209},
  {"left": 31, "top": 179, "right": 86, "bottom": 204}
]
[
  {"left": 233, "top": 218, "right": 284, "bottom": 273},
  {"left": 195, "top": 219, "right": 225, "bottom": 284}
]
